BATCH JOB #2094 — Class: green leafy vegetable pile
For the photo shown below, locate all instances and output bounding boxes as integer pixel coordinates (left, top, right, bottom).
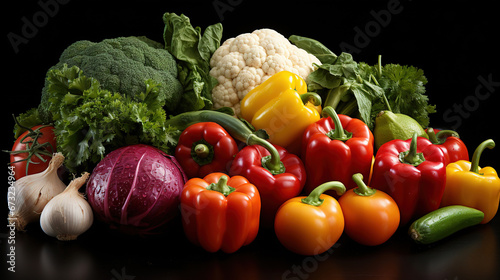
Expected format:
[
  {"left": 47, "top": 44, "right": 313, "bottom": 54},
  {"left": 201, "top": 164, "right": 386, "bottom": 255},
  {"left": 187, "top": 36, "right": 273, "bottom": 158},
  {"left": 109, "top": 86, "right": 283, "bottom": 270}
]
[
  {"left": 290, "top": 35, "right": 435, "bottom": 129},
  {"left": 38, "top": 36, "right": 183, "bottom": 124},
  {"left": 14, "top": 14, "right": 223, "bottom": 174},
  {"left": 40, "top": 65, "right": 180, "bottom": 173},
  {"left": 11, "top": 12, "right": 436, "bottom": 175}
]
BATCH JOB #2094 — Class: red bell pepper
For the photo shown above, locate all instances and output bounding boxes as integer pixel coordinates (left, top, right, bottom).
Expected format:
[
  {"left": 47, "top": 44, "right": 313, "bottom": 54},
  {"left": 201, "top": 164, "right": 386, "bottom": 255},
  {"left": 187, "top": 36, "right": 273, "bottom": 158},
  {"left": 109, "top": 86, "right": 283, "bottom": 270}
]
[
  {"left": 426, "top": 127, "right": 469, "bottom": 165},
  {"left": 180, "top": 172, "right": 261, "bottom": 253},
  {"left": 229, "top": 134, "right": 306, "bottom": 228},
  {"left": 175, "top": 122, "right": 239, "bottom": 179},
  {"left": 370, "top": 133, "right": 447, "bottom": 225},
  {"left": 301, "top": 106, "right": 374, "bottom": 195}
]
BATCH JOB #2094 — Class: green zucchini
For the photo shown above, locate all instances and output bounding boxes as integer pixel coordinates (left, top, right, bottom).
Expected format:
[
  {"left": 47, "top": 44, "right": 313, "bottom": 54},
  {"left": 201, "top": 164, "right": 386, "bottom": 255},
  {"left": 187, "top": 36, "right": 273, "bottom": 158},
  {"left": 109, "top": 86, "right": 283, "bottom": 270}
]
[{"left": 408, "top": 205, "right": 484, "bottom": 244}]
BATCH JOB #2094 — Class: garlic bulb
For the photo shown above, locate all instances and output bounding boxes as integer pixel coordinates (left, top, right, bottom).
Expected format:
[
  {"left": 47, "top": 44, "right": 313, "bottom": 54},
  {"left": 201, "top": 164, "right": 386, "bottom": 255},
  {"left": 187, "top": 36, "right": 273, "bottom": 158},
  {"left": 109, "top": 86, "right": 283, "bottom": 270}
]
[
  {"left": 8, "top": 152, "right": 66, "bottom": 231},
  {"left": 40, "top": 172, "right": 94, "bottom": 241}
]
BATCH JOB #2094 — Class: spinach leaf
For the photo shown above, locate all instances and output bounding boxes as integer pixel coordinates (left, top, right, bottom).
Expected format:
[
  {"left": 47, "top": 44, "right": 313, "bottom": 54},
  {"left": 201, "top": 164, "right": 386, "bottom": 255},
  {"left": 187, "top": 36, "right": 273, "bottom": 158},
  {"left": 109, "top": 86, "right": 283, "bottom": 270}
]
[
  {"left": 289, "top": 35, "right": 337, "bottom": 64},
  {"left": 163, "top": 12, "right": 223, "bottom": 114}
]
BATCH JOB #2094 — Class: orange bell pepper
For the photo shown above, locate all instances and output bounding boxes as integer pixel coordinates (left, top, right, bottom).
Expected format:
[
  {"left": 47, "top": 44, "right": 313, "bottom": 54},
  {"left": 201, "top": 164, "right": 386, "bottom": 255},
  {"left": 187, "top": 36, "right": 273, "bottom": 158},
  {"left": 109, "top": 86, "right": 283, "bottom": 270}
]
[
  {"left": 274, "top": 180, "right": 346, "bottom": 255},
  {"left": 180, "top": 172, "right": 261, "bottom": 253},
  {"left": 440, "top": 139, "right": 500, "bottom": 224}
]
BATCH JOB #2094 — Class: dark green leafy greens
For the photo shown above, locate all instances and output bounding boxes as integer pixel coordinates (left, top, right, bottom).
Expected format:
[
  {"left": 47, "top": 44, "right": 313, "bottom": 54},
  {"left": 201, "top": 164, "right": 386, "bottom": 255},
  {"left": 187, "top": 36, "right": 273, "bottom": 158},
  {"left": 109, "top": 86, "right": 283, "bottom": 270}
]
[
  {"left": 289, "top": 35, "right": 435, "bottom": 129},
  {"left": 287, "top": 35, "right": 338, "bottom": 64},
  {"left": 38, "top": 36, "right": 184, "bottom": 123},
  {"left": 12, "top": 12, "right": 225, "bottom": 174},
  {"left": 163, "top": 12, "right": 223, "bottom": 114}
]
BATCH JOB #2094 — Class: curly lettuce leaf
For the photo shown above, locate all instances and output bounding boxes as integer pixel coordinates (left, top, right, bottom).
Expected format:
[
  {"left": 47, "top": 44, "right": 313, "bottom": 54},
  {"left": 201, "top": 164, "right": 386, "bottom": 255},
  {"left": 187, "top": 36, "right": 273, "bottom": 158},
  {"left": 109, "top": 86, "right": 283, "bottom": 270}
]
[{"left": 45, "top": 65, "right": 181, "bottom": 173}]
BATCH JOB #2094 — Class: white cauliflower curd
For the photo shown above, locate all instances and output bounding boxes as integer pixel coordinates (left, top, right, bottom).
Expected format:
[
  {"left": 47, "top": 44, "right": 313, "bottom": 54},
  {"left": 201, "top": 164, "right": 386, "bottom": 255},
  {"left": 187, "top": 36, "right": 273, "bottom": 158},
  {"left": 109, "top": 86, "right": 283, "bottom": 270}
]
[{"left": 209, "top": 28, "right": 321, "bottom": 116}]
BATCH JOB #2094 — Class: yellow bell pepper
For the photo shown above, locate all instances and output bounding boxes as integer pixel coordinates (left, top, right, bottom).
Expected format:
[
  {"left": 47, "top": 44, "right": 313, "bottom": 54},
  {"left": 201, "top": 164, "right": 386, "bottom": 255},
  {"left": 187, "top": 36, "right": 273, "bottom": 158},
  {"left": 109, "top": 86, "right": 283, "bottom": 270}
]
[
  {"left": 240, "top": 71, "right": 321, "bottom": 154},
  {"left": 440, "top": 139, "right": 500, "bottom": 224}
]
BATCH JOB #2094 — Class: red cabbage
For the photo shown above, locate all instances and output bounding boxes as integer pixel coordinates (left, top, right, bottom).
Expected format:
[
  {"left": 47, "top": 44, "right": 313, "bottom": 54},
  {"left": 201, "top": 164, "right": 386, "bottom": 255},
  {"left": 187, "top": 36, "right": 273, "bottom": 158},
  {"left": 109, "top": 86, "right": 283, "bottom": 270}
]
[{"left": 86, "top": 144, "right": 187, "bottom": 235}]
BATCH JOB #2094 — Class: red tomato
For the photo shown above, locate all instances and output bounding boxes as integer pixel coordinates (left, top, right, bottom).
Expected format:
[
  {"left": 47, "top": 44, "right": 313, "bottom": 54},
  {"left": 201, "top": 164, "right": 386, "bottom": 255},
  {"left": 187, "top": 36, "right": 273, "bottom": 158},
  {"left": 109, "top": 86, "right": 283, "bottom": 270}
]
[{"left": 9, "top": 125, "right": 57, "bottom": 180}]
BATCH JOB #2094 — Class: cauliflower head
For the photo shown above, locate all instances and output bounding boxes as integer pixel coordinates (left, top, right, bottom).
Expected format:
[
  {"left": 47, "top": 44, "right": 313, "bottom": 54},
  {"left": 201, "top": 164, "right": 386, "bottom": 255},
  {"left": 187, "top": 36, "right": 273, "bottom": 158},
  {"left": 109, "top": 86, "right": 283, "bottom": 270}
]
[{"left": 209, "top": 28, "right": 321, "bottom": 116}]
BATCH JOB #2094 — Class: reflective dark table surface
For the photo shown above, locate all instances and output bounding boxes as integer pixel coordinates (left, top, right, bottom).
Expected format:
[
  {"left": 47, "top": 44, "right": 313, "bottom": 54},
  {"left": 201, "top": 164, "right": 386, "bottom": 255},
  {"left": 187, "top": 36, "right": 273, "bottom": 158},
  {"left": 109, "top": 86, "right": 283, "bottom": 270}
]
[{"left": 2, "top": 215, "right": 499, "bottom": 280}]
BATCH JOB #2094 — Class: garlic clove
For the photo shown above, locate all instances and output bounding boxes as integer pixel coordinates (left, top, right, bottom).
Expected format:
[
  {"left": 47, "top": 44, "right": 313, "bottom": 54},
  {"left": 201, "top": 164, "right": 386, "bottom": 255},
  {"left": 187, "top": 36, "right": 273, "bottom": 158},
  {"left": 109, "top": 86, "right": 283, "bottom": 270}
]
[
  {"left": 8, "top": 152, "right": 66, "bottom": 231},
  {"left": 40, "top": 172, "right": 94, "bottom": 241}
]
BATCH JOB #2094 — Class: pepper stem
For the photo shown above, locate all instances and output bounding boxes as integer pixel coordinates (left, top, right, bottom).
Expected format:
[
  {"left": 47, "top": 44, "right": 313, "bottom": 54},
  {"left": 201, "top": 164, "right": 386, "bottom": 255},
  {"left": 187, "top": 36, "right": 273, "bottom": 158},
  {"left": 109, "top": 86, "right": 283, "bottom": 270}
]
[
  {"left": 300, "top": 92, "right": 322, "bottom": 106},
  {"left": 246, "top": 134, "right": 285, "bottom": 175},
  {"left": 470, "top": 139, "right": 495, "bottom": 174},
  {"left": 435, "top": 130, "right": 460, "bottom": 139},
  {"left": 399, "top": 132, "right": 426, "bottom": 166},
  {"left": 322, "top": 106, "right": 352, "bottom": 142},
  {"left": 191, "top": 139, "right": 214, "bottom": 166},
  {"left": 194, "top": 144, "right": 210, "bottom": 158},
  {"left": 427, "top": 127, "right": 460, "bottom": 144},
  {"left": 352, "top": 173, "right": 376, "bottom": 196},
  {"left": 301, "top": 181, "right": 346, "bottom": 207},
  {"left": 206, "top": 175, "right": 235, "bottom": 196},
  {"left": 426, "top": 127, "right": 439, "bottom": 144}
]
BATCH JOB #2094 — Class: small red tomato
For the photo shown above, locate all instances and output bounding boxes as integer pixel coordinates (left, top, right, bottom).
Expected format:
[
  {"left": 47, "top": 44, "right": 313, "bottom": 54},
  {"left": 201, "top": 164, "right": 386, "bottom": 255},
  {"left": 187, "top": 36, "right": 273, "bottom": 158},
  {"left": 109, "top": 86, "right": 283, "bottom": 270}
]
[
  {"left": 9, "top": 125, "right": 57, "bottom": 180},
  {"left": 338, "top": 173, "right": 400, "bottom": 246}
]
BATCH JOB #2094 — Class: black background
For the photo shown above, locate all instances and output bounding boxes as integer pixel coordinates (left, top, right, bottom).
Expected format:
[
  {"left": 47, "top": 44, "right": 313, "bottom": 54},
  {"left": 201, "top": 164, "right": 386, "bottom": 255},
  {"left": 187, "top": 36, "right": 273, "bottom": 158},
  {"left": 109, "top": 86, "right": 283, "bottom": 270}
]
[{"left": 2, "top": 1, "right": 500, "bottom": 279}]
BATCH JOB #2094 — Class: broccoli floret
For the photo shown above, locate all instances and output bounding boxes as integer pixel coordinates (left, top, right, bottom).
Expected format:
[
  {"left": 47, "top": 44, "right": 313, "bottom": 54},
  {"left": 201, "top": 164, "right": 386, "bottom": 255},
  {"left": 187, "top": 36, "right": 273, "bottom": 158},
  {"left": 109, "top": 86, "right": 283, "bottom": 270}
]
[{"left": 39, "top": 36, "right": 183, "bottom": 123}]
